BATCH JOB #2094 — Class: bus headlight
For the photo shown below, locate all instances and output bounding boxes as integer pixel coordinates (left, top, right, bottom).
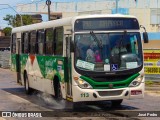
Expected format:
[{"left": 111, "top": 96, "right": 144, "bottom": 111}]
[
  {"left": 129, "top": 75, "right": 144, "bottom": 87},
  {"left": 74, "top": 78, "right": 92, "bottom": 89}
]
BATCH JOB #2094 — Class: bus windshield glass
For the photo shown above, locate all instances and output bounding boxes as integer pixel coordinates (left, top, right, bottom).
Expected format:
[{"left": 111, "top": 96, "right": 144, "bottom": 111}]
[{"left": 75, "top": 32, "right": 142, "bottom": 72}]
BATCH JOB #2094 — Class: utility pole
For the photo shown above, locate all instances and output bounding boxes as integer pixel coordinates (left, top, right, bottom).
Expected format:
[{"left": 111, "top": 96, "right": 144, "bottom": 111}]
[{"left": 46, "top": 0, "right": 51, "bottom": 21}]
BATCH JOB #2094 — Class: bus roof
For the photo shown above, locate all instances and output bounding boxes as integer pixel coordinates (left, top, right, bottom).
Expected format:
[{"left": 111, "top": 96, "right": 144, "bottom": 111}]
[
  {"left": 72, "top": 14, "right": 137, "bottom": 20},
  {"left": 12, "top": 14, "right": 137, "bottom": 33},
  {"left": 12, "top": 17, "right": 72, "bottom": 33}
]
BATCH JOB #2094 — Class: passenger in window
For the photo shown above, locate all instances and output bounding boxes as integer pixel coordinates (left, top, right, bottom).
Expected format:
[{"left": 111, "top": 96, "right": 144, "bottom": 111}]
[
  {"left": 111, "top": 40, "right": 127, "bottom": 55},
  {"left": 95, "top": 50, "right": 102, "bottom": 62},
  {"left": 86, "top": 43, "right": 95, "bottom": 63}
]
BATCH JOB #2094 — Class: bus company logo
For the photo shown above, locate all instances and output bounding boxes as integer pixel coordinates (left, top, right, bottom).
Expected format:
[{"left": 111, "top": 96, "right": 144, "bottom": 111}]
[
  {"left": 2, "top": 112, "right": 11, "bottom": 117},
  {"left": 108, "top": 84, "right": 113, "bottom": 89},
  {"left": 2, "top": 112, "right": 42, "bottom": 118}
]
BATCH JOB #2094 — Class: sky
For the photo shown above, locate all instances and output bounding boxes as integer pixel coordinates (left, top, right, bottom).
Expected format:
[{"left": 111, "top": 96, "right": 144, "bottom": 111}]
[
  {"left": 0, "top": 0, "right": 47, "bottom": 28},
  {"left": 0, "top": 0, "right": 103, "bottom": 28}
]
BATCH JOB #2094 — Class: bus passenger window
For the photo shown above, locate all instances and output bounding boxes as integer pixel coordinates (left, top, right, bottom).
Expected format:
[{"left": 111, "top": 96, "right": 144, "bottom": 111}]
[
  {"left": 45, "top": 28, "right": 54, "bottom": 55},
  {"left": 23, "top": 32, "right": 29, "bottom": 54},
  {"left": 55, "top": 27, "right": 63, "bottom": 56},
  {"left": 30, "top": 31, "right": 37, "bottom": 54},
  {"left": 11, "top": 33, "right": 16, "bottom": 54},
  {"left": 37, "top": 30, "right": 45, "bottom": 55},
  {"left": 21, "top": 33, "right": 24, "bottom": 53}
]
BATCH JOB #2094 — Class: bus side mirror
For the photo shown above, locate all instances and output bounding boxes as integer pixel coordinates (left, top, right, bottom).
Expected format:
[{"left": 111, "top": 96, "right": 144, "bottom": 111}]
[
  {"left": 140, "top": 25, "right": 149, "bottom": 43},
  {"left": 143, "top": 32, "right": 149, "bottom": 43}
]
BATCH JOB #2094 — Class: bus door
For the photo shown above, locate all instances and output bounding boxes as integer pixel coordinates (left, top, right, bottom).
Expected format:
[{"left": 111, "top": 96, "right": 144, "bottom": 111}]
[
  {"left": 65, "top": 35, "right": 72, "bottom": 98},
  {"left": 17, "top": 38, "right": 21, "bottom": 83}
]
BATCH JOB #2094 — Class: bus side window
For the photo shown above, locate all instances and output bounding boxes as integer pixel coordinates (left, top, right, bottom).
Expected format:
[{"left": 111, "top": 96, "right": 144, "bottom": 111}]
[
  {"left": 11, "top": 33, "right": 16, "bottom": 54},
  {"left": 37, "top": 29, "right": 45, "bottom": 55},
  {"left": 45, "top": 28, "right": 54, "bottom": 55},
  {"left": 30, "top": 30, "right": 37, "bottom": 54},
  {"left": 54, "top": 27, "right": 63, "bottom": 56},
  {"left": 23, "top": 32, "right": 29, "bottom": 54},
  {"left": 21, "top": 33, "right": 24, "bottom": 53}
]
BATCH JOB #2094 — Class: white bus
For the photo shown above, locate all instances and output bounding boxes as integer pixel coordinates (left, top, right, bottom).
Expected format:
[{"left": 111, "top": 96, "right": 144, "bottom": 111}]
[{"left": 11, "top": 14, "right": 148, "bottom": 106}]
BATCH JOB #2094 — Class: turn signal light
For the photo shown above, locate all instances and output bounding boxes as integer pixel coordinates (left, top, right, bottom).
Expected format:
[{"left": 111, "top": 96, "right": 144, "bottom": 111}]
[{"left": 73, "top": 76, "right": 79, "bottom": 80}]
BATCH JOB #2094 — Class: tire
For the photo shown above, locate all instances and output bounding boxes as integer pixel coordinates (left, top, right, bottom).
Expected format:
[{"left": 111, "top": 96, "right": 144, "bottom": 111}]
[
  {"left": 111, "top": 99, "right": 123, "bottom": 107},
  {"left": 54, "top": 80, "right": 62, "bottom": 100},
  {"left": 24, "top": 73, "right": 33, "bottom": 95}
]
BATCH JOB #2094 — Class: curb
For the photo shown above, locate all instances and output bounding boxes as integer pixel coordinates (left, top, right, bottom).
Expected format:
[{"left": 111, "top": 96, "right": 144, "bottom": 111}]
[
  {"left": 145, "top": 87, "right": 160, "bottom": 91},
  {"left": 145, "top": 90, "right": 160, "bottom": 95}
]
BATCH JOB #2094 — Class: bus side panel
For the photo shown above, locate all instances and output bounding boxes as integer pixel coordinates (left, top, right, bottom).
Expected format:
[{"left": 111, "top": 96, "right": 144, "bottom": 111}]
[
  {"left": 11, "top": 54, "right": 18, "bottom": 72},
  {"left": 44, "top": 56, "right": 67, "bottom": 99},
  {"left": 36, "top": 55, "right": 45, "bottom": 78},
  {"left": 22, "top": 55, "right": 69, "bottom": 99}
]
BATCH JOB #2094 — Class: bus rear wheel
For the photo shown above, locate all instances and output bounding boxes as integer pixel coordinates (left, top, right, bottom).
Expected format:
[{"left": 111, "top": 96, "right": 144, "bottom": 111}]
[
  {"left": 24, "top": 73, "right": 33, "bottom": 95},
  {"left": 111, "top": 99, "right": 123, "bottom": 107}
]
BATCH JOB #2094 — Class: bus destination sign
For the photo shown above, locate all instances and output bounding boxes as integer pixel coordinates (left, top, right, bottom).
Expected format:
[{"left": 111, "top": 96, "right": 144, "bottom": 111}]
[{"left": 74, "top": 18, "right": 139, "bottom": 31}]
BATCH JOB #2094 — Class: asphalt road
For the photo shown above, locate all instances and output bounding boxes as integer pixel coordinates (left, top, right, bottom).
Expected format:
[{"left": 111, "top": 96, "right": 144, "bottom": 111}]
[{"left": 0, "top": 68, "right": 160, "bottom": 120}]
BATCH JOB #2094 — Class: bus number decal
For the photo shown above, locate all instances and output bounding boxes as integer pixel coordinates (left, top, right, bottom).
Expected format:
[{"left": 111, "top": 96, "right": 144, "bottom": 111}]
[{"left": 81, "top": 93, "right": 89, "bottom": 98}]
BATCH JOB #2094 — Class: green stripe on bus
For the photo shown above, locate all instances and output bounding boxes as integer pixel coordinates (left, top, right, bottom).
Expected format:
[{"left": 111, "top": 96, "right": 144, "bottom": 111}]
[
  {"left": 11, "top": 54, "right": 17, "bottom": 72},
  {"left": 80, "top": 73, "right": 140, "bottom": 89},
  {"left": 20, "top": 54, "right": 28, "bottom": 73}
]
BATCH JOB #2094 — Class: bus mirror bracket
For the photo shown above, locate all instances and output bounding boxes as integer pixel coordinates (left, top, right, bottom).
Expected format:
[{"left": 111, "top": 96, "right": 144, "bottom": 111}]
[{"left": 140, "top": 25, "right": 149, "bottom": 43}]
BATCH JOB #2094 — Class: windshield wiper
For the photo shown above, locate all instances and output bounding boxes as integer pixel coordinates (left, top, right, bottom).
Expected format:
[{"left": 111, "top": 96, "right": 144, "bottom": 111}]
[
  {"left": 90, "top": 31, "right": 103, "bottom": 48},
  {"left": 90, "top": 31, "right": 103, "bottom": 59}
]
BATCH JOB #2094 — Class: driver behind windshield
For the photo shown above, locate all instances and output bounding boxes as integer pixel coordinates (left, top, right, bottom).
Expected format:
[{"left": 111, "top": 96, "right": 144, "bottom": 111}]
[{"left": 111, "top": 39, "right": 127, "bottom": 55}]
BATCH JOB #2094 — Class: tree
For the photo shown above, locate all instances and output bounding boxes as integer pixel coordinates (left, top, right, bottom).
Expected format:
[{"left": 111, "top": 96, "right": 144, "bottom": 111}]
[
  {"left": 3, "top": 14, "right": 33, "bottom": 27},
  {"left": 2, "top": 27, "right": 12, "bottom": 36}
]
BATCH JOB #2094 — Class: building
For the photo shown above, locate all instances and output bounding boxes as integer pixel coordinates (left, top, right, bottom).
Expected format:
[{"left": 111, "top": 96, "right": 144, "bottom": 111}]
[
  {"left": 16, "top": 0, "right": 160, "bottom": 32},
  {"left": 0, "top": 29, "right": 5, "bottom": 37},
  {"left": 16, "top": 0, "right": 160, "bottom": 50},
  {"left": 0, "top": 36, "right": 10, "bottom": 51},
  {"left": 31, "top": 14, "right": 43, "bottom": 23}
]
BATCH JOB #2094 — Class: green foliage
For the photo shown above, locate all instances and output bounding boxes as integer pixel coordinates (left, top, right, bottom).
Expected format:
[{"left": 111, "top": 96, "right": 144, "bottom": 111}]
[
  {"left": 2, "top": 27, "right": 12, "bottom": 36},
  {"left": 3, "top": 14, "right": 16, "bottom": 27},
  {"left": 21, "top": 15, "right": 33, "bottom": 26},
  {"left": 3, "top": 14, "right": 33, "bottom": 27}
]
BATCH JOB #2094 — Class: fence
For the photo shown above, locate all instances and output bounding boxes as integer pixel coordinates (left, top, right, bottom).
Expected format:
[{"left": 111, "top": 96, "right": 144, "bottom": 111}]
[{"left": 0, "top": 51, "right": 10, "bottom": 69}]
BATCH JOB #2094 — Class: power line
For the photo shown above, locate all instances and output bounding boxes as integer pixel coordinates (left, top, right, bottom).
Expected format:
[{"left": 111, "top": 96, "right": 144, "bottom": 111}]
[
  {"left": 0, "top": 0, "right": 109, "bottom": 11},
  {"left": 0, "top": 0, "right": 115, "bottom": 14},
  {"left": 0, "top": 0, "right": 44, "bottom": 11}
]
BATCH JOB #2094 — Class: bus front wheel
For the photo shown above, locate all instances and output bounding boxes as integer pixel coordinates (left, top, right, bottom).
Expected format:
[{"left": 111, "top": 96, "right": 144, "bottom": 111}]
[
  {"left": 24, "top": 73, "right": 33, "bottom": 95},
  {"left": 111, "top": 99, "right": 123, "bottom": 107}
]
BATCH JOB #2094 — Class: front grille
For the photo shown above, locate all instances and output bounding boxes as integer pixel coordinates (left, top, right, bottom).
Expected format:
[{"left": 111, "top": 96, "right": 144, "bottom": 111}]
[
  {"left": 95, "top": 84, "right": 127, "bottom": 88},
  {"left": 91, "top": 75, "right": 131, "bottom": 82},
  {"left": 98, "top": 90, "right": 123, "bottom": 96}
]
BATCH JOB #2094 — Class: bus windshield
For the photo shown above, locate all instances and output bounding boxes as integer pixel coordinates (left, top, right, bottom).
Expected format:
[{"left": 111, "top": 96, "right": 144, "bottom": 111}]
[{"left": 75, "top": 32, "right": 142, "bottom": 72}]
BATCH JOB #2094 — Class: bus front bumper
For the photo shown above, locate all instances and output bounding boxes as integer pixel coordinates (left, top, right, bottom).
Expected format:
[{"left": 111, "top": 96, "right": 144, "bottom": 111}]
[{"left": 72, "top": 82, "right": 144, "bottom": 102}]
